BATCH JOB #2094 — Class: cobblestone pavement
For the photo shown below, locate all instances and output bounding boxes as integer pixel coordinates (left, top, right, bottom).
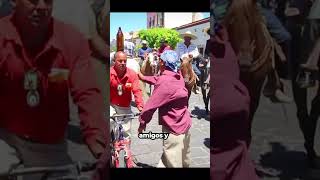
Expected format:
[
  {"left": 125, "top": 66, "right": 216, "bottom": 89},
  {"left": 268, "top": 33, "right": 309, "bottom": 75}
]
[
  {"left": 130, "top": 86, "right": 210, "bottom": 168},
  {"left": 250, "top": 80, "right": 320, "bottom": 180}
]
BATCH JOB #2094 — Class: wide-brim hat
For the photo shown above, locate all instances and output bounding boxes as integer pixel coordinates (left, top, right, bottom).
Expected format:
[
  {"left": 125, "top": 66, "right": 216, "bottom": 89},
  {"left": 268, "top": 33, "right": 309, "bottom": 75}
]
[
  {"left": 141, "top": 40, "right": 148, "bottom": 44},
  {"left": 180, "top": 31, "right": 197, "bottom": 40}
]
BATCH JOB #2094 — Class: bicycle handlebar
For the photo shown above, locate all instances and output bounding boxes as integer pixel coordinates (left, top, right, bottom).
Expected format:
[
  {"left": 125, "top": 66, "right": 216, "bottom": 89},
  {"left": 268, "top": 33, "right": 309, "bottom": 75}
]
[{"left": 111, "top": 112, "right": 141, "bottom": 119}]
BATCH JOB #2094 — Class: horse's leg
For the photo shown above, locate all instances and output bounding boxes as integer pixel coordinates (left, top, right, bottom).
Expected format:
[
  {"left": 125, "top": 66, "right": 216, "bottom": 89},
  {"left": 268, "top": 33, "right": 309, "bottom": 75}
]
[
  {"left": 240, "top": 72, "right": 266, "bottom": 147},
  {"left": 200, "top": 68, "right": 209, "bottom": 113},
  {"left": 187, "top": 88, "right": 192, "bottom": 107},
  {"left": 205, "top": 89, "right": 210, "bottom": 113},
  {"left": 149, "top": 84, "right": 152, "bottom": 95}
]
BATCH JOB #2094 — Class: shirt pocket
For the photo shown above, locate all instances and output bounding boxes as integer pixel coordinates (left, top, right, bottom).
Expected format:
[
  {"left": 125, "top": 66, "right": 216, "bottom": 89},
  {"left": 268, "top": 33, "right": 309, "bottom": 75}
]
[{"left": 47, "top": 68, "right": 69, "bottom": 90}]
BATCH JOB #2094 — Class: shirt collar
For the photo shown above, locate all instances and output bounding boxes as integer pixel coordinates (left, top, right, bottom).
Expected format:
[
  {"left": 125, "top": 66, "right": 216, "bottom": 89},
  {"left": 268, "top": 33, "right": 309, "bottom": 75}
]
[
  {"left": 0, "top": 15, "right": 65, "bottom": 52},
  {"left": 110, "top": 66, "right": 130, "bottom": 78}
]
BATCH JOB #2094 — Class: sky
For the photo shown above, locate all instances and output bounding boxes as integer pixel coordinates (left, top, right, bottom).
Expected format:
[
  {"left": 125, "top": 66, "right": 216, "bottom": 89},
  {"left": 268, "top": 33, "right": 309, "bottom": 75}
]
[
  {"left": 110, "top": 13, "right": 147, "bottom": 40},
  {"left": 110, "top": 12, "right": 210, "bottom": 40}
]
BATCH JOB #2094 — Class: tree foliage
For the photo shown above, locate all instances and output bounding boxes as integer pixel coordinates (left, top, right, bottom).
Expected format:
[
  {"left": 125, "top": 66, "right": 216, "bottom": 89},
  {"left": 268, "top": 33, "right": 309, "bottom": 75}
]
[{"left": 138, "top": 28, "right": 182, "bottom": 49}]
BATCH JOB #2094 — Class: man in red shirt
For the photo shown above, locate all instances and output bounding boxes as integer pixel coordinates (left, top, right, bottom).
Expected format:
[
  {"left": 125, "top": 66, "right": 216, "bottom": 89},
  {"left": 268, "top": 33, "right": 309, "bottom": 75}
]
[
  {"left": 0, "top": 0, "right": 108, "bottom": 178},
  {"left": 110, "top": 51, "right": 144, "bottom": 139}
]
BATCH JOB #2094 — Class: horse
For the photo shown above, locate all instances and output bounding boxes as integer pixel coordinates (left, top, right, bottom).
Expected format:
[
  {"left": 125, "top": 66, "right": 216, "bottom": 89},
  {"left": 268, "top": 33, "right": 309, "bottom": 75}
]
[
  {"left": 222, "top": 0, "right": 281, "bottom": 145},
  {"left": 140, "top": 52, "right": 160, "bottom": 96},
  {"left": 180, "top": 57, "right": 197, "bottom": 101},
  {"left": 199, "top": 57, "right": 211, "bottom": 114}
]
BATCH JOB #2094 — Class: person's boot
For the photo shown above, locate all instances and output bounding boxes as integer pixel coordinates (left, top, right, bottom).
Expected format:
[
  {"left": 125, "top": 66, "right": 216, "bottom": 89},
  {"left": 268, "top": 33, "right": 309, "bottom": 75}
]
[
  {"left": 264, "top": 81, "right": 293, "bottom": 103},
  {"left": 271, "top": 89, "right": 293, "bottom": 103},
  {"left": 303, "top": 113, "right": 320, "bottom": 169},
  {"left": 305, "top": 142, "right": 320, "bottom": 169}
]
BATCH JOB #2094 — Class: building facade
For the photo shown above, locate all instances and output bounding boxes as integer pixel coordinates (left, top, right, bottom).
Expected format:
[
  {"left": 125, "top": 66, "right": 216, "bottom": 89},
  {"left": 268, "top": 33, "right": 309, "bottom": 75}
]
[
  {"left": 147, "top": 13, "right": 204, "bottom": 29},
  {"left": 175, "top": 17, "right": 210, "bottom": 56}
]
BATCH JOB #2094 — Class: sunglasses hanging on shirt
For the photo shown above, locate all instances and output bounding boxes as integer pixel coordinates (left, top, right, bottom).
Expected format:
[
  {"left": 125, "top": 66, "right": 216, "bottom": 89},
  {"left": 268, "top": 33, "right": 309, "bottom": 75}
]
[
  {"left": 24, "top": 69, "right": 40, "bottom": 107},
  {"left": 117, "top": 83, "right": 123, "bottom": 96}
]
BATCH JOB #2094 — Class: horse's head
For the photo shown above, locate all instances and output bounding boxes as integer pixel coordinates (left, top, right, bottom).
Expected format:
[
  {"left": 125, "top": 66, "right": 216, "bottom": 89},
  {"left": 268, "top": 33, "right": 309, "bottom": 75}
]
[
  {"left": 181, "top": 57, "right": 196, "bottom": 90},
  {"left": 141, "top": 53, "right": 159, "bottom": 76}
]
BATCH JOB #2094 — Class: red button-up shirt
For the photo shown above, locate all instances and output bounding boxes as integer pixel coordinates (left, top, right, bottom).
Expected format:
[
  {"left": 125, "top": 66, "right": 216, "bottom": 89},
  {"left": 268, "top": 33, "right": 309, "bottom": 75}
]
[
  {"left": 110, "top": 66, "right": 144, "bottom": 109},
  {"left": 0, "top": 16, "right": 108, "bottom": 145},
  {"left": 139, "top": 70, "right": 191, "bottom": 135}
]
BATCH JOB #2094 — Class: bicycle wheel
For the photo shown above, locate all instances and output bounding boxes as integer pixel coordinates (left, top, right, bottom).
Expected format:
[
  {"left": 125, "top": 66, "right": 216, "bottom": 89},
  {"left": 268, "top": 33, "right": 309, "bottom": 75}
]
[{"left": 118, "top": 150, "right": 127, "bottom": 168}]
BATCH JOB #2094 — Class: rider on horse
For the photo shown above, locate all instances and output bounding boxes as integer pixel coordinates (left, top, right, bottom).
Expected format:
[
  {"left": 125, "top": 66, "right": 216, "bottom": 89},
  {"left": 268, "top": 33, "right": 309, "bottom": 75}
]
[{"left": 176, "top": 31, "right": 201, "bottom": 94}]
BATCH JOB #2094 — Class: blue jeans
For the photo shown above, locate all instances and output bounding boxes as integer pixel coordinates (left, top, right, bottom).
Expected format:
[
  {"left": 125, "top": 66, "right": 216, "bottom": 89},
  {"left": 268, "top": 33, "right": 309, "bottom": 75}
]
[
  {"left": 260, "top": 8, "right": 292, "bottom": 43},
  {"left": 192, "top": 62, "right": 201, "bottom": 77}
]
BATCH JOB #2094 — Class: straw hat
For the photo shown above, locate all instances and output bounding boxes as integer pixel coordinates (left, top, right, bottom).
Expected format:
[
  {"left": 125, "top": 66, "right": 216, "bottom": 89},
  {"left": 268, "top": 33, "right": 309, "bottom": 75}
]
[
  {"left": 141, "top": 40, "right": 148, "bottom": 44},
  {"left": 180, "top": 31, "right": 197, "bottom": 40}
]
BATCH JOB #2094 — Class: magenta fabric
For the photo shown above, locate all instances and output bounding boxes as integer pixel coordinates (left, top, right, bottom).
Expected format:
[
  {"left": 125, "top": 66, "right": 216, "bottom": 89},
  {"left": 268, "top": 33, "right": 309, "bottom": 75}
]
[
  {"left": 139, "top": 70, "right": 191, "bottom": 135},
  {"left": 211, "top": 27, "right": 259, "bottom": 180}
]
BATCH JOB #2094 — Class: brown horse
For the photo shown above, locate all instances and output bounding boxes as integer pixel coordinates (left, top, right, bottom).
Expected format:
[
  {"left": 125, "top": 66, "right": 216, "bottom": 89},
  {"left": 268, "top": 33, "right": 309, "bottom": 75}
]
[
  {"left": 180, "top": 57, "right": 197, "bottom": 100},
  {"left": 140, "top": 53, "right": 160, "bottom": 96},
  {"left": 140, "top": 54, "right": 197, "bottom": 103},
  {"left": 223, "top": 0, "right": 281, "bottom": 145}
]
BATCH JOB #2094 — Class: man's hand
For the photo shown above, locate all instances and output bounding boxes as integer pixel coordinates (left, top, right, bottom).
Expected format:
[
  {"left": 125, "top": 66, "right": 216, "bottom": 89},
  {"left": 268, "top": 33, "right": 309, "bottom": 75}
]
[
  {"left": 138, "top": 72, "right": 145, "bottom": 80},
  {"left": 138, "top": 124, "right": 146, "bottom": 134},
  {"left": 138, "top": 106, "right": 143, "bottom": 112}
]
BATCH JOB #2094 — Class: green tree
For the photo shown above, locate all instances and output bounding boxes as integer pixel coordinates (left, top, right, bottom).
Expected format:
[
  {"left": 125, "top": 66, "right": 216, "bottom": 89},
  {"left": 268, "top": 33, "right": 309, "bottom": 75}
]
[
  {"left": 110, "top": 46, "right": 117, "bottom": 52},
  {"left": 138, "top": 28, "right": 182, "bottom": 49}
]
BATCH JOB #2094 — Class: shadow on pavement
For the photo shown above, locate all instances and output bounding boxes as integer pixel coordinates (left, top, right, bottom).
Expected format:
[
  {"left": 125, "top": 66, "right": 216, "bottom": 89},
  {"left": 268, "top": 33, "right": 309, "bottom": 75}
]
[
  {"left": 191, "top": 106, "right": 209, "bottom": 121},
  {"left": 67, "top": 124, "right": 84, "bottom": 144},
  {"left": 135, "top": 162, "right": 156, "bottom": 168},
  {"left": 204, "top": 138, "right": 210, "bottom": 149},
  {"left": 257, "top": 142, "right": 308, "bottom": 180}
]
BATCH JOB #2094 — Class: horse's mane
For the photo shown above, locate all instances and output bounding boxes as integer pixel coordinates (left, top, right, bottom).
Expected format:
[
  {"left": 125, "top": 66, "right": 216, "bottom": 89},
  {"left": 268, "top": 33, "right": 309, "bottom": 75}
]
[
  {"left": 181, "top": 57, "right": 196, "bottom": 91},
  {"left": 223, "top": 0, "right": 266, "bottom": 58}
]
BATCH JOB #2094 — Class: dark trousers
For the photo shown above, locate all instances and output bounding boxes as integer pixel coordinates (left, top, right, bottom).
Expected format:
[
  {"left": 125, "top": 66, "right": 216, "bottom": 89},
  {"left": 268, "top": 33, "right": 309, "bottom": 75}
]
[{"left": 287, "top": 18, "right": 320, "bottom": 157}]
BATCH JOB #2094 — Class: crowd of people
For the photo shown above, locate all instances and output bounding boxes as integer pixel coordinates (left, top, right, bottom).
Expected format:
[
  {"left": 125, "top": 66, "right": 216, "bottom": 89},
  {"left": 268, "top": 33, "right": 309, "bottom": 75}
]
[{"left": 109, "top": 28, "right": 211, "bottom": 167}]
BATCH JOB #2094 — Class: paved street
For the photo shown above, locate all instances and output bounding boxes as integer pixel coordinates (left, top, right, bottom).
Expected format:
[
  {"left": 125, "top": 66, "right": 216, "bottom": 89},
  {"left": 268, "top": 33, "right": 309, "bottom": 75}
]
[
  {"left": 65, "top": 84, "right": 210, "bottom": 169},
  {"left": 250, "top": 80, "right": 320, "bottom": 180},
  {"left": 131, "top": 86, "right": 210, "bottom": 168}
]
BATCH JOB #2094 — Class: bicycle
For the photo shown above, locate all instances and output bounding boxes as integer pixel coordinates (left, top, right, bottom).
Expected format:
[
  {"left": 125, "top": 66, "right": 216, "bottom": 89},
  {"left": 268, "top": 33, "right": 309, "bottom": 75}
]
[
  {"left": 110, "top": 113, "right": 140, "bottom": 168},
  {"left": 0, "top": 161, "right": 96, "bottom": 180}
]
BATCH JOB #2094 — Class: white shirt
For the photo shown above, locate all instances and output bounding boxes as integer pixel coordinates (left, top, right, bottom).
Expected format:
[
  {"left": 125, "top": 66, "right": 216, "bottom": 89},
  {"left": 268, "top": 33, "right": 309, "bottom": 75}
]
[
  {"left": 175, "top": 42, "right": 200, "bottom": 59},
  {"left": 126, "top": 58, "right": 140, "bottom": 73},
  {"left": 124, "top": 41, "right": 136, "bottom": 57}
]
